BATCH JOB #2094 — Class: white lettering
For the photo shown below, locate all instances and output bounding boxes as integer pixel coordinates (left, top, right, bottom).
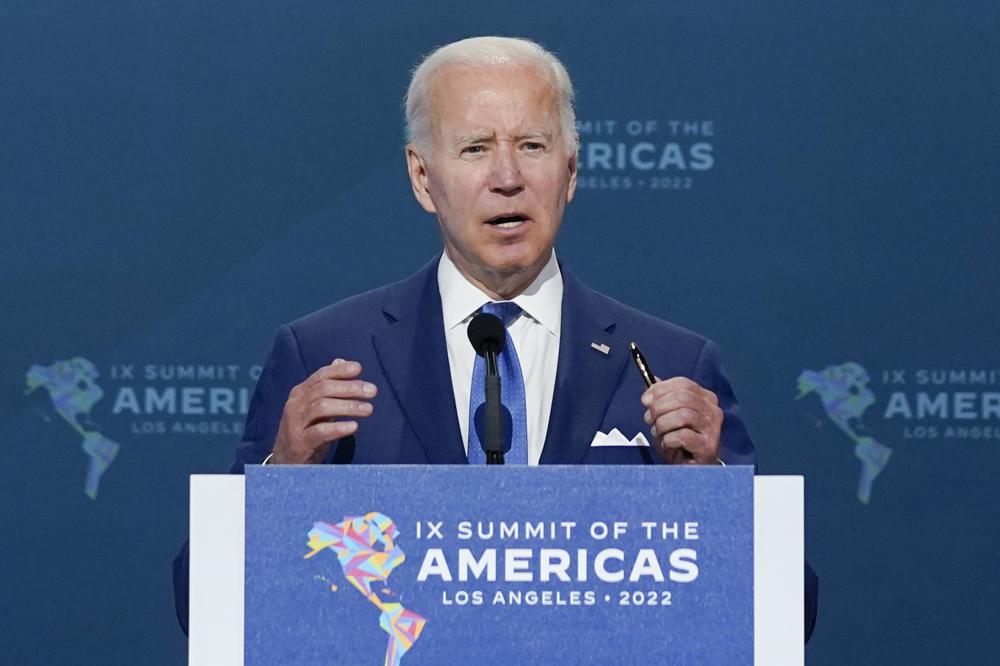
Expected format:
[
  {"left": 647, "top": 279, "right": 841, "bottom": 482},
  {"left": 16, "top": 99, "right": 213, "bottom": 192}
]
[
  {"left": 669, "top": 548, "right": 699, "bottom": 583},
  {"left": 628, "top": 549, "right": 665, "bottom": 582},
  {"left": 416, "top": 549, "right": 451, "bottom": 582},
  {"left": 504, "top": 549, "right": 533, "bottom": 582},
  {"left": 594, "top": 549, "right": 625, "bottom": 582},
  {"left": 458, "top": 549, "right": 496, "bottom": 582}
]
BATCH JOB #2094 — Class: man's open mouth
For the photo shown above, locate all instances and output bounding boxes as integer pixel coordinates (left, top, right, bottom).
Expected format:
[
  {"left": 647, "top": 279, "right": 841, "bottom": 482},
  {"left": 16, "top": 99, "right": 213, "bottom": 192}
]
[{"left": 485, "top": 213, "right": 529, "bottom": 229}]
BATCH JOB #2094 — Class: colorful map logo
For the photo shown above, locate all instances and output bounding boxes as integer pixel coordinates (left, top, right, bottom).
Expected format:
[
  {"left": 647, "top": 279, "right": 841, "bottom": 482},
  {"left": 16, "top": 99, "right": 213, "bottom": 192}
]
[
  {"left": 797, "top": 362, "right": 893, "bottom": 504},
  {"left": 305, "top": 512, "right": 427, "bottom": 666},
  {"left": 25, "top": 358, "right": 121, "bottom": 499}
]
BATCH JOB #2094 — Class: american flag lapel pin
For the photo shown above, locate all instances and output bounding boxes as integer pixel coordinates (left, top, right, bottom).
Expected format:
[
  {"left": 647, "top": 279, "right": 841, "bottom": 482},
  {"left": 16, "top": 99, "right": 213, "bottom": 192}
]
[{"left": 590, "top": 342, "right": 611, "bottom": 355}]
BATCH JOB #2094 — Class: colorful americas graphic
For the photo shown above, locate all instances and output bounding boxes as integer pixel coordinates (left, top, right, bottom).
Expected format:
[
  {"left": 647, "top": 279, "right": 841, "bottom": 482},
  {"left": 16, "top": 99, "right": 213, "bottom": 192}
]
[
  {"left": 797, "top": 362, "right": 893, "bottom": 504},
  {"left": 25, "top": 358, "right": 121, "bottom": 499},
  {"left": 305, "top": 512, "right": 428, "bottom": 666}
]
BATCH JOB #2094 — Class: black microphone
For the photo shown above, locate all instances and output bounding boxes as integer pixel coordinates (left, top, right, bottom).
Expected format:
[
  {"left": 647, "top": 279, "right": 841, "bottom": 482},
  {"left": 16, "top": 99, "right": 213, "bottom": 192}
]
[{"left": 468, "top": 313, "right": 506, "bottom": 464}]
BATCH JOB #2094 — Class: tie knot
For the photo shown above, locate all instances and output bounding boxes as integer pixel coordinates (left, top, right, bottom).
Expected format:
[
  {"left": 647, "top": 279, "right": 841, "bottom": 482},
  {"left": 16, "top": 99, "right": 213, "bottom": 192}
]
[{"left": 481, "top": 301, "right": 522, "bottom": 327}]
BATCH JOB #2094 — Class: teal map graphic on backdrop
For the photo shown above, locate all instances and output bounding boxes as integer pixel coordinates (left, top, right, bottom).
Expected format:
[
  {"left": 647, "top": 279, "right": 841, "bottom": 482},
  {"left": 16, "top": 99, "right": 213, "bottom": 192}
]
[
  {"left": 797, "top": 362, "right": 893, "bottom": 503},
  {"left": 25, "top": 358, "right": 120, "bottom": 499}
]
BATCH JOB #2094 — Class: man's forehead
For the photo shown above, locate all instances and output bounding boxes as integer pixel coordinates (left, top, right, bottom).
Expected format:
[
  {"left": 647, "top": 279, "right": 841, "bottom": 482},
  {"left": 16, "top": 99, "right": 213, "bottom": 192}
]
[
  {"left": 429, "top": 64, "right": 556, "bottom": 108},
  {"left": 427, "top": 65, "right": 560, "bottom": 134},
  {"left": 430, "top": 60, "right": 552, "bottom": 88}
]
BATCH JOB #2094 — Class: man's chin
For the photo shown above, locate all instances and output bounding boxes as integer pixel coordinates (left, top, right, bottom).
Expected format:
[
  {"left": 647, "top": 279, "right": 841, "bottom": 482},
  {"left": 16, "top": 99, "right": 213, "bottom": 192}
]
[
  {"left": 484, "top": 246, "right": 551, "bottom": 274},
  {"left": 447, "top": 244, "right": 552, "bottom": 296},
  {"left": 487, "top": 261, "right": 530, "bottom": 276},
  {"left": 477, "top": 254, "right": 551, "bottom": 294},
  {"left": 482, "top": 256, "right": 541, "bottom": 280}
]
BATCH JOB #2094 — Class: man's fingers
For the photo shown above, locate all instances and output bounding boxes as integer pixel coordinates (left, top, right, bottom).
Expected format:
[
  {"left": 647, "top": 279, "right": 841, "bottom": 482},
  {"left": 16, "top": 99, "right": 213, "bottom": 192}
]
[
  {"left": 642, "top": 383, "right": 723, "bottom": 464},
  {"left": 273, "top": 361, "right": 370, "bottom": 464},
  {"left": 293, "top": 371, "right": 377, "bottom": 409},
  {"left": 306, "top": 359, "right": 365, "bottom": 387},
  {"left": 643, "top": 390, "right": 707, "bottom": 420},
  {"left": 640, "top": 376, "right": 709, "bottom": 405},
  {"left": 650, "top": 407, "right": 712, "bottom": 437},
  {"left": 657, "top": 447, "right": 687, "bottom": 465},
  {"left": 327, "top": 359, "right": 364, "bottom": 380},
  {"left": 312, "top": 378, "right": 377, "bottom": 400},
  {"left": 303, "top": 358, "right": 344, "bottom": 385},
  {"left": 303, "top": 397, "right": 374, "bottom": 424},
  {"left": 657, "top": 427, "right": 708, "bottom": 455},
  {"left": 637, "top": 376, "right": 722, "bottom": 465},
  {"left": 305, "top": 419, "right": 358, "bottom": 444},
  {"left": 273, "top": 410, "right": 360, "bottom": 464}
]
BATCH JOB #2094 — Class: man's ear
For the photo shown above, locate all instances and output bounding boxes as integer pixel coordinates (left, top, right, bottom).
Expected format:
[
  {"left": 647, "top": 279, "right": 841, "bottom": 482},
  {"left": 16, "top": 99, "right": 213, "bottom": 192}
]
[
  {"left": 565, "top": 138, "right": 579, "bottom": 204},
  {"left": 406, "top": 144, "right": 437, "bottom": 214}
]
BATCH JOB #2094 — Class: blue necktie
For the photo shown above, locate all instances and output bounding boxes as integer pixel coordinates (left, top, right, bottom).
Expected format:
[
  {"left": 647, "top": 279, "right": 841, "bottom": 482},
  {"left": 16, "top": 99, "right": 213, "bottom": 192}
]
[{"left": 467, "top": 302, "right": 528, "bottom": 464}]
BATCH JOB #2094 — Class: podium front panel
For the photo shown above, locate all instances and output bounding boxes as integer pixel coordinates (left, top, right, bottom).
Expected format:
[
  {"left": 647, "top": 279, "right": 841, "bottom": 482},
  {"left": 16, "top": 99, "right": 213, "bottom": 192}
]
[{"left": 243, "top": 465, "right": 754, "bottom": 664}]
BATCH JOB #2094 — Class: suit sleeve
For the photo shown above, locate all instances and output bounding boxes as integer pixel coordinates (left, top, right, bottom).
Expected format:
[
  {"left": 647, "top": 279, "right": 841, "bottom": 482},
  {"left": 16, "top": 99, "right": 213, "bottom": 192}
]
[
  {"left": 172, "top": 325, "right": 310, "bottom": 635},
  {"left": 691, "top": 339, "right": 819, "bottom": 643},
  {"left": 690, "top": 339, "right": 756, "bottom": 466},
  {"left": 229, "top": 324, "right": 310, "bottom": 472}
]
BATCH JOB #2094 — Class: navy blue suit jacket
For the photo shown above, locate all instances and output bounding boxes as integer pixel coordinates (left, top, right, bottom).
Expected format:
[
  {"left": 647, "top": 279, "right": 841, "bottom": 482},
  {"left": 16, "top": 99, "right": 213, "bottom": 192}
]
[{"left": 173, "top": 256, "right": 817, "bottom": 638}]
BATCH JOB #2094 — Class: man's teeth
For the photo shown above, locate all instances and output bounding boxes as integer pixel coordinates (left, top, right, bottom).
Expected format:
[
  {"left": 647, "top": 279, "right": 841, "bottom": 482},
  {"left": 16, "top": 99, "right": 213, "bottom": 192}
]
[{"left": 489, "top": 215, "right": 527, "bottom": 228}]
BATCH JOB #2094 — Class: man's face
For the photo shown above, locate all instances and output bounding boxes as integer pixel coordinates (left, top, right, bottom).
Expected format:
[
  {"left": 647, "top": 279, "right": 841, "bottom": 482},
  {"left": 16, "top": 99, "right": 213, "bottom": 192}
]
[{"left": 406, "top": 64, "right": 577, "bottom": 296}]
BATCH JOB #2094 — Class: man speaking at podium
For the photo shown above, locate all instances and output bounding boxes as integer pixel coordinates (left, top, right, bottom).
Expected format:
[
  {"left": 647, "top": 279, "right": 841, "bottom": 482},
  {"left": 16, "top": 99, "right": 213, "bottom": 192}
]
[{"left": 174, "top": 36, "right": 817, "bottom": 640}]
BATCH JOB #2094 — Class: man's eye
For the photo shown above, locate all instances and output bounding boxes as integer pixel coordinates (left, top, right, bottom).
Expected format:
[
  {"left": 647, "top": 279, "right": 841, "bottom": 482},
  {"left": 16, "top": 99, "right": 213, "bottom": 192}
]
[
  {"left": 522, "top": 142, "right": 545, "bottom": 151},
  {"left": 462, "top": 145, "right": 485, "bottom": 155}
]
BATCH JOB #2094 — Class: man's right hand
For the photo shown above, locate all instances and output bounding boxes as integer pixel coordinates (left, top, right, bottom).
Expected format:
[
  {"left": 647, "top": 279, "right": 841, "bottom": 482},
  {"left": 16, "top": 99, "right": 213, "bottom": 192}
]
[{"left": 270, "top": 358, "right": 377, "bottom": 464}]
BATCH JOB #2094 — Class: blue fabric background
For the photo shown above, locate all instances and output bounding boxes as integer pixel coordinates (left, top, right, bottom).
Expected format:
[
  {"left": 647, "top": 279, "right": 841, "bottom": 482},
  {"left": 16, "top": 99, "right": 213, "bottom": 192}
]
[{"left": 2, "top": 2, "right": 997, "bottom": 662}]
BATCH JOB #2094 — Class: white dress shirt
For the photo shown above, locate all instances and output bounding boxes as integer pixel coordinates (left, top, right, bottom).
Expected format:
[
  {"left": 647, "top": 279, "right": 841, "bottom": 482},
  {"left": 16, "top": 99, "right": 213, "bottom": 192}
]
[{"left": 437, "top": 250, "right": 562, "bottom": 465}]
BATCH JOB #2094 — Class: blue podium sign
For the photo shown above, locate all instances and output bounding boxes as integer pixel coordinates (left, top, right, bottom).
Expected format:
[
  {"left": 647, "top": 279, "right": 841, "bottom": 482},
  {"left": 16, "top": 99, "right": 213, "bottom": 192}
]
[{"left": 245, "top": 465, "right": 754, "bottom": 664}]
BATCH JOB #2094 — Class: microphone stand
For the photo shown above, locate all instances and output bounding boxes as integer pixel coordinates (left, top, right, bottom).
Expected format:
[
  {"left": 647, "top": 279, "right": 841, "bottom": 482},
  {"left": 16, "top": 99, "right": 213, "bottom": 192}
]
[{"left": 483, "top": 343, "right": 505, "bottom": 465}]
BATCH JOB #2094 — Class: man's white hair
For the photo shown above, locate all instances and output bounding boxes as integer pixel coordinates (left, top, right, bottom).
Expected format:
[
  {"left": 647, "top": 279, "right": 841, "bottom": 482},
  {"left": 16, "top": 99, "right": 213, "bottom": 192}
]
[{"left": 404, "top": 36, "right": 577, "bottom": 156}]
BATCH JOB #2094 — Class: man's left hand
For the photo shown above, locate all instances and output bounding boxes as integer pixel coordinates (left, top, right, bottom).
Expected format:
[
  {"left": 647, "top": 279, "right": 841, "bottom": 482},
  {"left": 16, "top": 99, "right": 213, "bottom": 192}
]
[{"left": 641, "top": 377, "right": 722, "bottom": 465}]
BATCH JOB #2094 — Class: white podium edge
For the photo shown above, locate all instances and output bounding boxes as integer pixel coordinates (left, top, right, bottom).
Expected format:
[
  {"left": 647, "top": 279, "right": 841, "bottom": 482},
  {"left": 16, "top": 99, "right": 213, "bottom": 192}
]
[
  {"left": 754, "top": 475, "right": 804, "bottom": 666},
  {"left": 189, "top": 475, "right": 244, "bottom": 666},
  {"left": 188, "top": 474, "right": 804, "bottom": 665}
]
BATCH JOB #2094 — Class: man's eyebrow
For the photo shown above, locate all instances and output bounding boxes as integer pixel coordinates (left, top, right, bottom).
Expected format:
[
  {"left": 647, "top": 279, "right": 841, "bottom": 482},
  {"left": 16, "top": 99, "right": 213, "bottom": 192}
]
[
  {"left": 454, "top": 130, "right": 554, "bottom": 146},
  {"left": 454, "top": 133, "right": 495, "bottom": 146},
  {"left": 513, "top": 130, "right": 553, "bottom": 142}
]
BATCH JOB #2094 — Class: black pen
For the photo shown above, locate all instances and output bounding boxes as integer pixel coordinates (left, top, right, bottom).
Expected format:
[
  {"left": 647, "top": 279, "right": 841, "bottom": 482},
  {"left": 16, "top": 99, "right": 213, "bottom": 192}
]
[
  {"left": 629, "top": 341, "right": 694, "bottom": 460},
  {"left": 629, "top": 341, "right": 656, "bottom": 388}
]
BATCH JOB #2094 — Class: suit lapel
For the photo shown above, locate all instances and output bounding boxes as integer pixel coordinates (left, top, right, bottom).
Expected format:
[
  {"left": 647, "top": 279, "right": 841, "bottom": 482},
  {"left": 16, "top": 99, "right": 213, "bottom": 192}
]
[
  {"left": 540, "top": 266, "right": 629, "bottom": 464},
  {"left": 371, "top": 256, "right": 468, "bottom": 464}
]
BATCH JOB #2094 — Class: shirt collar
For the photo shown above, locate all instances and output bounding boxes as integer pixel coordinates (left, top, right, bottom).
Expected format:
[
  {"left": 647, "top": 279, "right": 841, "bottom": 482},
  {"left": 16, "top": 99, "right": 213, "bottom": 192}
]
[{"left": 437, "top": 249, "right": 563, "bottom": 337}]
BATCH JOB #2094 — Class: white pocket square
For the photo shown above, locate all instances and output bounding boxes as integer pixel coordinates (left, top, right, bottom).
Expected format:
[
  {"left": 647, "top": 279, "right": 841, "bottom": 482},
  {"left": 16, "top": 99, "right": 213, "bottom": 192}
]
[{"left": 590, "top": 428, "right": 650, "bottom": 448}]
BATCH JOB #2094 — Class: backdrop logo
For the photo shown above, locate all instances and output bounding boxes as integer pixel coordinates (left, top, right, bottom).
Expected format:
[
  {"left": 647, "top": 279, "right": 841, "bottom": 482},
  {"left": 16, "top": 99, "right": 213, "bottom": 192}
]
[
  {"left": 796, "top": 363, "right": 891, "bottom": 504},
  {"left": 104, "top": 361, "right": 258, "bottom": 436},
  {"left": 575, "top": 119, "right": 715, "bottom": 191},
  {"left": 26, "top": 358, "right": 121, "bottom": 499},
  {"left": 306, "top": 513, "right": 428, "bottom": 666},
  {"left": 797, "top": 362, "right": 1000, "bottom": 504},
  {"left": 25, "top": 357, "right": 259, "bottom": 499}
]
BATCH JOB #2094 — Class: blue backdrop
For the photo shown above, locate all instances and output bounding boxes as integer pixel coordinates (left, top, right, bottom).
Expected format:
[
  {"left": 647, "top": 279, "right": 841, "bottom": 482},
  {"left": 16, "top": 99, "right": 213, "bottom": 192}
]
[{"left": 3, "top": 2, "right": 998, "bottom": 663}]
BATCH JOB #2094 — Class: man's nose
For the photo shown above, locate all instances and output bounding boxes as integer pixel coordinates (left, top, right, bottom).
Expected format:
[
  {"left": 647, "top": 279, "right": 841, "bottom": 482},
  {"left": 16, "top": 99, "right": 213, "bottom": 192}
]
[{"left": 488, "top": 147, "right": 525, "bottom": 196}]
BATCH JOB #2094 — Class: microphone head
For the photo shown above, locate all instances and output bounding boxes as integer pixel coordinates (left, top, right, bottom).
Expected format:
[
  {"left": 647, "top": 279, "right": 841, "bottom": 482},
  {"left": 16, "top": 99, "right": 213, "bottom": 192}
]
[{"left": 468, "top": 313, "right": 506, "bottom": 356}]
